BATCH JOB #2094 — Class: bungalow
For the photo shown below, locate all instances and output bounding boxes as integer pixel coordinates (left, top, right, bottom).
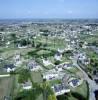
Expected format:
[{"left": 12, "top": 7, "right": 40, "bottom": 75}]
[
  {"left": 82, "top": 41, "right": 88, "bottom": 49},
  {"left": 51, "top": 83, "right": 70, "bottom": 96},
  {"left": 0, "top": 57, "right": 3, "bottom": 62},
  {"left": 78, "top": 53, "right": 90, "bottom": 65},
  {"left": 63, "top": 62, "right": 73, "bottom": 69},
  {"left": 89, "top": 46, "right": 98, "bottom": 54},
  {"left": 78, "top": 53, "right": 86, "bottom": 60},
  {"left": 93, "top": 70, "right": 98, "bottom": 84},
  {"left": 65, "top": 45, "right": 73, "bottom": 51},
  {"left": 27, "top": 60, "right": 42, "bottom": 71},
  {"left": 42, "top": 58, "right": 52, "bottom": 66},
  {"left": 17, "top": 45, "right": 28, "bottom": 49},
  {"left": 68, "top": 77, "right": 83, "bottom": 88},
  {"left": 14, "top": 53, "right": 22, "bottom": 66},
  {"left": 22, "top": 81, "right": 32, "bottom": 90},
  {"left": 57, "top": 48, "right": 64, "bottom": 54},
  {"left": 43, "top": 73, "right": 59, "bottom": 81},
  {"left": 6, "top": 41, "right": 10, "bottom": 48},
  {"left": 4, "top": 64, "right": 16, "bottom": 73},
  {"left": 71, "top": 40, "right": 75, "bottom": 44},
  {"left": 4, "top": 96, "right": 10, "bottom": 100},
  {"left": 54, "top": 52, "right": 62, "bottom": 61},
  {"left": 55, "top": 65, "right": 63, "bottom": 72}
]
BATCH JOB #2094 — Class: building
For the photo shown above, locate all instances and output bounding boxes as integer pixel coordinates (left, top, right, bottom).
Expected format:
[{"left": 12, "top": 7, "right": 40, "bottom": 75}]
[
  {"left": 63, "top": 62, "right": 73, "bottom": 69},
  {"left": 27, "top": 60, "right": 42, "bottom": 71},
  {"left": 43, "top": 73, "right": 59, "bottom": 81},
  {"left": 54, "top": 52, "right": 62, "bottom": 61},
  {"left": 22, "top": 81, "right": 32, "bottom": 90},
  {"left": 42, "top": 58, "right": 52, "bottom": 66},
  {"left": 51, "top": 83, "right": 70, "bottom": 96},
  {"left": 4, "top": 64, "right": 16, "bottom": 73},
  {"left": 68, "top": 77, "right": 83, "bottom": 88}
]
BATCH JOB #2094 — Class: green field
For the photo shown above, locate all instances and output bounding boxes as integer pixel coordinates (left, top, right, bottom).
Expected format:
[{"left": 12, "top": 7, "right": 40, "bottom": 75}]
[{"left": 0, "top": 76, "right": 15, "bottom": 100}]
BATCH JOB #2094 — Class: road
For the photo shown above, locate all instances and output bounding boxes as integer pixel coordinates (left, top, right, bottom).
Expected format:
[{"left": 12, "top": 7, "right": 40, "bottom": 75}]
[
  {"left": 0, "top": 74, "right": 10, "bottom": 78},
  {"left": 72, "top": 56, "right": 98, "bottom": 100}
]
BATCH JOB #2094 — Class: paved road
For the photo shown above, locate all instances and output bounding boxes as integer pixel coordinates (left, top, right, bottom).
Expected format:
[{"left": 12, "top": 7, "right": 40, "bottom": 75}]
[
  {"left": 0, "top": 74, "right": 10, "bottom": 78},
  {"left": 72, "top": 56, "right": 98, "bottom": 100}
]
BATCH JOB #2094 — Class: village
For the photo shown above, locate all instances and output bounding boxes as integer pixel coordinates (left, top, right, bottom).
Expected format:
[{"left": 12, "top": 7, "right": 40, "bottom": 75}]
[{"left": 0, "top": 19, "right": 98, "bottom": 100}]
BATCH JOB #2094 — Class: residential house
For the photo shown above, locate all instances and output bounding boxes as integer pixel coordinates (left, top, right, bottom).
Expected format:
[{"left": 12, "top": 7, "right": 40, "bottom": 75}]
[
  {"left": 27, "top": 60, "right": 42, "bottom": 71},
  {"left": 4, "top": 64, "right": 16, "bottom": 73},
  {"left": 51, "top": 83, "right": 70, "bottom": 96}
]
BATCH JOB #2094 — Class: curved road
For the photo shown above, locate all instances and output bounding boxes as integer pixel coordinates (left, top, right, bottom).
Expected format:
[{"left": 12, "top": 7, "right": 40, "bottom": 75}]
[{"left": 72, "top": 56, "right": 98, "bottom": 100}]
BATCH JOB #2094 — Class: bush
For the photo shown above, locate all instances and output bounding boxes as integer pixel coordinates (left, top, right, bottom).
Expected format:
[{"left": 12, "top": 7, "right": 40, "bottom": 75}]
[
  {"left": 18, "top": 69, "right": 30, "bottom": 83},
  {"left": 54, "top": 60, "right": 60, "bottom": 65}
]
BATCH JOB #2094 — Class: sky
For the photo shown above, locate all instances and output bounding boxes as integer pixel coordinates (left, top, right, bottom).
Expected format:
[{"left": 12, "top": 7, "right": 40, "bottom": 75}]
[{"left": 0, "top": 0, "right": 98, "bottom": 19}]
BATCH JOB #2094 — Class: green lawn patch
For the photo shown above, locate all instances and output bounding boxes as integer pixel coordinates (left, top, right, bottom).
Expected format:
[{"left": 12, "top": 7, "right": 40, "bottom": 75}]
[{"left": 31, "top": 71, "right": 43, "bottom": 83}]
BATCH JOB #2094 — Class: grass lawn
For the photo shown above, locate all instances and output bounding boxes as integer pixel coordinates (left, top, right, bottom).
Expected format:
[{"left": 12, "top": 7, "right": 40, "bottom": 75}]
[
  {"left": 12, "top": 75, "right": 22, "bottom": 97},
  {"left": 49, "top": 79, "right": 62, "bottom": 86},
  {"left": 58, "top": 81, "right": 88, "bottom": 100},
  {"left": 85, "top": 48, "right": 98, "bottom": 59},
  {"left": 36, "top": 94, "right": 43, "bottom": 100},
  {"left": 67, "top": 96, "right": 78, "bottom": 100},
  {"left": 36, "top": 49, "right": 51, "bottom": 56},
  {"left": 30, "top": 72, "right": 44, "bottom": 100},
  {"left": 35, "top": 36, "right": 66, "bottom": 50},
  {"left": 31, "top": 71, "right": 43, "bottom": 83},
  {"left": 70, "top": 81, "right": 88, "bottom": 99},
  {"left": 0, "top": 76, "right": 14, "bottom": 100},
  {"left": 66, "top": 67, "right": 80, "bottom": 74}
]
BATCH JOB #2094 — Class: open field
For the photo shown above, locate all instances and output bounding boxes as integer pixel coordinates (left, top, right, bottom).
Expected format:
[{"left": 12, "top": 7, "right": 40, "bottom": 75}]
[
  {"left": 34, "top": 36, "right": 66, "bottom": 50},
  {"left": 70, "top": 81, "right": 88, "bottom": 99},
  {"left": 0, "top": 76, "right": 14, "bottom": 100},
  {"left": 57, "top": 81, "right": 88, "bottom": 100},
  {"left": 31, "top": 71, "right": 43, "bottom": 83}
]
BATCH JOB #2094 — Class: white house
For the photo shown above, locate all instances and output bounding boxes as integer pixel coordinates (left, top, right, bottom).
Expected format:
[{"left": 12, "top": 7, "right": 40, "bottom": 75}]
[
  {"left": 14, "top": 53, "right": 22, "bottom": 66},
  {"left": 54, "top": 52, "right": 62, "bottom": 61},
  {"left": 6, "top": 41, "right": 10, "bottom": 48},
  {"left": 4, "top": 64, "right": 16, "bottom": 73},
  {"left": 65, "top": 45, "right": 73, "bottom": 51},
  {"left": 22, "top": 81, "right": 32, "bottom": 90},
  {"left": 82, "top": 41, "right": 88, "bottom": 49},
  {"left": 43, "top": 73, "right": 59, "bottom": 80},
  {"left": 28, "top": 60, "right": 42, "bottom": 71},
  {"left": 68, "top": 77, "right": 83, "bottom": 88},
  {"left": 51, "top": 84, "right": 70, "bottom": 96},
  {"left": 63, "top": 62, "right": 73, "bottom": 69},
  {"left": 57, "top": 48, "right": 64, "bottom": 54},
  {"left": 42, "top": 58, "right": 52, "bottom": 66},
  {"left": 55, "top": 65, "right": 63, "bottom": 72}
]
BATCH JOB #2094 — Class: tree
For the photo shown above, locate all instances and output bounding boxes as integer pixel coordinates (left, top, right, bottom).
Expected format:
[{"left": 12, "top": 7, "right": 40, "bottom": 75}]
[
  {"left": 42, "top": 33, "right": 48, "bottom": 46},
  {"left": 92, "top": 41, "right": 98, "bottom": 47},
  {"left": 0, "top": 33, "right": 3, "bottom": 46},
  {"left": 32, "top": 40, "right": 35, "bottom": 47},
  {"left": 14, "top": 89, "right": 41, "bottom": 100},
  {"left": 47, "top": 95, "right": 57, "bottom": 100},
  {"left": 54, "top": 36, "right": 56, "bottom": 48},
  {"left": 40, "top": 81, "right": 48, "bottom": 100},
  {"left": 54, "top": 60, "right": 60, "bottom": 65},
  {"left": 40, "top": 80, "right": 55, "bottom": 100},
  {"left": 19, "top": 39, "right": 30, "bottom": 47},
  {"left": 18, "top": 69, "right": 30, "bottom": 83},
  {"left": 40, "top": 29, "right": 49, "bottom": 46},
  {"left": 10, "top": 33, "right": 17, "bottom": 47}
]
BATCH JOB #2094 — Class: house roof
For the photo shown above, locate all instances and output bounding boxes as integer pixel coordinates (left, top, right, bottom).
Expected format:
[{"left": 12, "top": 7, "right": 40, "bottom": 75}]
[
  {"left": 4, "top": 64, "right": 15, "bottom": 69},
  {"left": 28, "top": 60, "right": 38, "bottom": 69},
  {"left": 71, "top": 79, "right": 79, "bottom": 86},
  {"left": 53, "top": 83, "right": 69, "bottom": 93}
]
